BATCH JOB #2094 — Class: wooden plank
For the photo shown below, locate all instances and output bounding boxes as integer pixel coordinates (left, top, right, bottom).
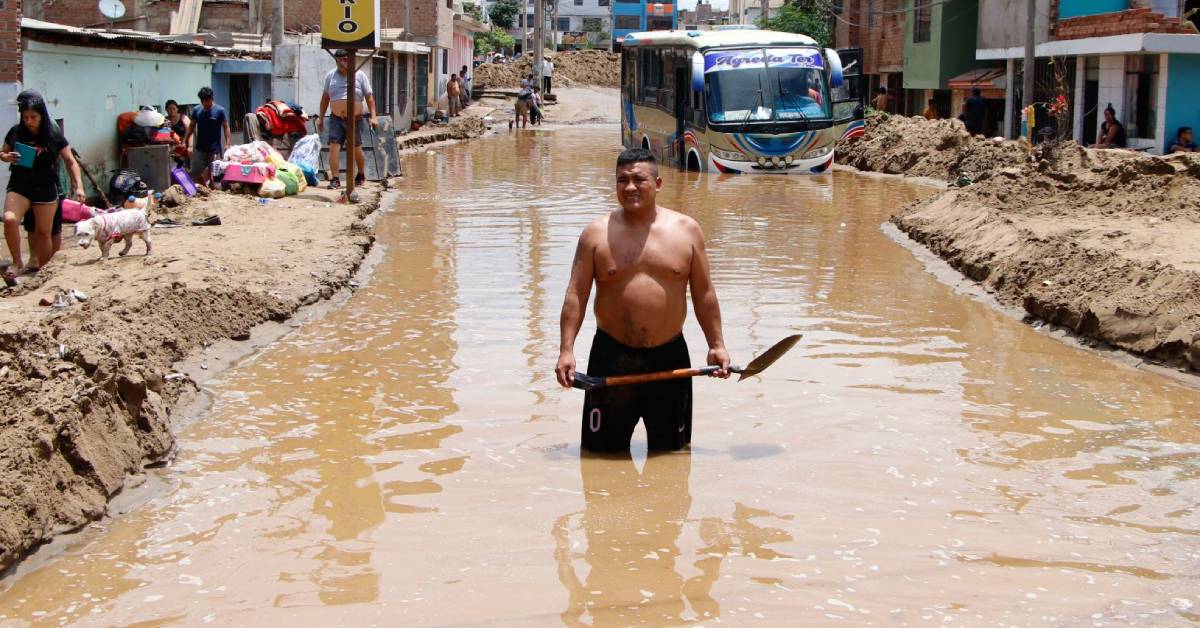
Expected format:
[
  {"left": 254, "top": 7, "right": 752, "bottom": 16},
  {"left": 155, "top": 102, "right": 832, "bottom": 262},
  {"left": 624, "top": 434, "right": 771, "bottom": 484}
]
[{"left": 170, "top": 0, "right": 204, "bottom": 34}]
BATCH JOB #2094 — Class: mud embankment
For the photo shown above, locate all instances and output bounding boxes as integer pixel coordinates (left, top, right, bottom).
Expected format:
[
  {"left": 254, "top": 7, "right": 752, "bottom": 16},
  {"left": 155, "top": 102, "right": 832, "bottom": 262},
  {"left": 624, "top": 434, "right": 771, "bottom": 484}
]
[
  {"left": 839, "top": 115, "right": 1200, "bottom": 372},
  {"left": 0, "top": 185, "right": 381, "bottom": 574}
]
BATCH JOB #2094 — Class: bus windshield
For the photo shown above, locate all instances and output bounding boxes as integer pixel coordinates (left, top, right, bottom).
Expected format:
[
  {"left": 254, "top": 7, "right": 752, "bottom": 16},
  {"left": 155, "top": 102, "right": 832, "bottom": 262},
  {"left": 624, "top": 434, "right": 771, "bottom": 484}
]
[{"left": 704, "top": 48, "right": 830, "bottom": 123}]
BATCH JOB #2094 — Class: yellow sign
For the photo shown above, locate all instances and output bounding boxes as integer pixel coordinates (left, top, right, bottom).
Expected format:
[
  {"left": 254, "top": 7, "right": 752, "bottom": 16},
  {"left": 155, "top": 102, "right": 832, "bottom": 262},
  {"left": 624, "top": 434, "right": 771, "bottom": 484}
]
[{"left": 322, "top": 0, "right": 380, "bottom": 49}]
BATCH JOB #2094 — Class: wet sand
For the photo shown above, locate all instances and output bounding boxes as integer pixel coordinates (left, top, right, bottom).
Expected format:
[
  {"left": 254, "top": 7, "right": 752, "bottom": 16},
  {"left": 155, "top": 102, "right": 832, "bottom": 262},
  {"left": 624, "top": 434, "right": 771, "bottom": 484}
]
[{"left": 1, "top": 128, "right": 1198, "bottom": 625}]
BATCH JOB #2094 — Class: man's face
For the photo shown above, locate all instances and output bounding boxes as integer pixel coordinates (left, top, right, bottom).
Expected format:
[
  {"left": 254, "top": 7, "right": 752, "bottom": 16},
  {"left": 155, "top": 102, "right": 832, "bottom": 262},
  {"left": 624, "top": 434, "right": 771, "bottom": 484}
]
[
  {"left": 201, "top": 98, "right": 214, "bottom": 110},
  {"left": 1183, "top": 129, "right": 1194, "bottom": 145},
  {"left": 337, "top": 57, "right": 351, "bottom": 73},
  {"left": 616, "top": 162, "right": 661, "bottom": 213}
]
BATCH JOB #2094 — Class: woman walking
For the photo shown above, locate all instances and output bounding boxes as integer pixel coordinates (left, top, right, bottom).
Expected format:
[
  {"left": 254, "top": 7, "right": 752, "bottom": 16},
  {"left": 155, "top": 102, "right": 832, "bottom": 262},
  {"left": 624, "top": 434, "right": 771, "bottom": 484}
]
[{"left": 1, "top": 90, "right": 85, "bottom": 281}]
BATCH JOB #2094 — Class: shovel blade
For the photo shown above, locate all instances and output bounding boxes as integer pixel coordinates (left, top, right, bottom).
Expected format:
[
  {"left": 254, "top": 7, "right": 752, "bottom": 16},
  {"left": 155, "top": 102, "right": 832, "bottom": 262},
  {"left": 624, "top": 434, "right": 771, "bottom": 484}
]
[{"left": 737, "top": 334, "right": 803, "bottom": 381}]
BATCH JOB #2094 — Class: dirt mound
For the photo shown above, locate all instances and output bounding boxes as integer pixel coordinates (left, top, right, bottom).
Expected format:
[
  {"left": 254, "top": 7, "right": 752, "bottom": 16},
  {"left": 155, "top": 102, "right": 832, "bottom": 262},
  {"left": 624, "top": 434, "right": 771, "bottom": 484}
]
[
  {"left": 888, "top": 138, "right": 1200, "bottom": 372},
  {"left": 837, "top": 114, "right": 1028, "bottom": 182},
  {"left": 447, "top": 114, "right": 487, "bottom": 139},
  {"left": 473, "top": 50, "right": 619, "bottom": 89}
]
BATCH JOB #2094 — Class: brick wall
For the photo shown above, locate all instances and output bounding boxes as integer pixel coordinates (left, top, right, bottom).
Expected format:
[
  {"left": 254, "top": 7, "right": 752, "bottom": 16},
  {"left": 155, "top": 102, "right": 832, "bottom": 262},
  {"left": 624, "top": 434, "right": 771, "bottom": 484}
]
[
  {"left": 1053, "top": 6, "right": 1194, "bottom": 40},
  {"left": 281, "top": 0, "right": 440, "bottom": 41},
  {"left": 0, "top": 0, "right": 20, "bottom": 83},
  {"left": 835, "top": 0, "right": 905, "bottom": 75}
]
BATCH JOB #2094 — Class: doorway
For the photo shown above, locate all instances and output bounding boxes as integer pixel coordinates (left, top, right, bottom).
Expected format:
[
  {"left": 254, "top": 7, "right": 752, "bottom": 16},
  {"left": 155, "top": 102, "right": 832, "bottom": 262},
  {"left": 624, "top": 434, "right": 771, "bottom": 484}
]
[{"left": 228, "top": 74, "right": 250, "bottom": 135}]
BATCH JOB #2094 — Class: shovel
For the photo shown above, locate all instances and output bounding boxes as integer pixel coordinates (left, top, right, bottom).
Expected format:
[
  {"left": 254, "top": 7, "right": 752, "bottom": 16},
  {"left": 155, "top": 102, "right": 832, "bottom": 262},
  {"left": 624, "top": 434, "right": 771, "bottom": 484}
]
[{"left": 571, "top": 334, "right": 803, "bottom": 391}]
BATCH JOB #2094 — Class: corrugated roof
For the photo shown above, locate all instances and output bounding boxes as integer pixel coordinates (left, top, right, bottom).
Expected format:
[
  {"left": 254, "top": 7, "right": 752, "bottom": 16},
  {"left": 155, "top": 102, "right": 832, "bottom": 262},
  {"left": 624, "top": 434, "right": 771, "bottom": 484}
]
[{"left": 21, "top": 18, "right": 220, "bottom": 54}]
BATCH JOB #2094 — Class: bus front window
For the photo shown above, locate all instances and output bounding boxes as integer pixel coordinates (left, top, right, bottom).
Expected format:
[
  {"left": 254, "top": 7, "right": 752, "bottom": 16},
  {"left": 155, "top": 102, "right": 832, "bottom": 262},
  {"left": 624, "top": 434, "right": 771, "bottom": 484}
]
[
  {"left": 706, "top": 68, "right": 773, "bottom": 123},
  {"left": 771, "top": 67, "right": 829, "bottom": 120}
]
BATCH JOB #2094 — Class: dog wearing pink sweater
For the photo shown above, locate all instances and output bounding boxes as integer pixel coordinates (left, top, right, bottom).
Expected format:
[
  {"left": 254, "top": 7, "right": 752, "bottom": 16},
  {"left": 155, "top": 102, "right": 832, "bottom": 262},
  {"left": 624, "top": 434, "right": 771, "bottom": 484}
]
[{"left": 75, "top": 208, "right": 152, "bottom": 260}]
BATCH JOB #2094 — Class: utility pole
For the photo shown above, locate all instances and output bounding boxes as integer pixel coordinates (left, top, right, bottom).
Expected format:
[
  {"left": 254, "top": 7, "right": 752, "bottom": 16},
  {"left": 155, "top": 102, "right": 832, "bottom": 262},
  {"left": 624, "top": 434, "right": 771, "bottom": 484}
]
[
  {"left": 534, "top": 0, "right": 545, "bottom": 88},
  {"left": 271, "top": 0, "right": 284, "bottom": 46},
  {"left": 1022, "top": 0, "right": 1035, "bottom": 110},
  {"left": 760, "top": 0, "right": 769, "bottom": 25}
]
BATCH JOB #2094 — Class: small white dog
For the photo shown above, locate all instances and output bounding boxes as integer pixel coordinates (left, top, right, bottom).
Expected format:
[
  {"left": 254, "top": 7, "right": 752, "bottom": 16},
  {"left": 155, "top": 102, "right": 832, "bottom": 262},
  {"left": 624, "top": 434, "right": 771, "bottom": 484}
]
[{"left": 76, "top": 208, "right": 152, "bottom": 259}]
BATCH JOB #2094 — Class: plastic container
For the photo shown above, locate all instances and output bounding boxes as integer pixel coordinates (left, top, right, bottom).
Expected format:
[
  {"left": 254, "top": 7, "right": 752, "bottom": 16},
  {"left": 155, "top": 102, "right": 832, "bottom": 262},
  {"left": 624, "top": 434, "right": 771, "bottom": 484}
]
[
  {"left": 15, "top": 142, "right": 35, "bottom": 168},
  {"left": 61, "top": 198, "right": 95, "bottom": 222}
]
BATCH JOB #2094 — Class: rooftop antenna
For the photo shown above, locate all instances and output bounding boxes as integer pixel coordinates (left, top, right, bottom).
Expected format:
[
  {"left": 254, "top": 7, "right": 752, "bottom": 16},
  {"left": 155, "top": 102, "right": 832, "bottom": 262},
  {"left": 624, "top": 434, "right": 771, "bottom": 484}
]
[{"left": 98, "top": 0, "right": 126, "bottom": 31}]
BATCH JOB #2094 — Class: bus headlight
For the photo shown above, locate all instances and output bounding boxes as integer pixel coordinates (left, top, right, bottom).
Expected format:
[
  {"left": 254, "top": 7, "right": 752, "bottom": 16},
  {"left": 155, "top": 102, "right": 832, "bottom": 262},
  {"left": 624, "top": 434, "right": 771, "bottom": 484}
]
[
  {"left": 802, "top": 146, "right": 832, "bottom": 160},
  {"left": 711, "top": 147, "right": 748, "bottom": 161}
]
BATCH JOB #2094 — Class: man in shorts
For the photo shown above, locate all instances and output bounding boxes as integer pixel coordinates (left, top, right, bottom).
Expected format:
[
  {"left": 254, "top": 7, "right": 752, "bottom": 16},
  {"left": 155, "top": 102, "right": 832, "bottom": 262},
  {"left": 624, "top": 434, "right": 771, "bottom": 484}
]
[
  {"left": 556, "top": 148, "right": 731, "bottom": 452},
  {"left": 317, "top": 49, "right": 378, "bottom": 189},
  {"left": 184, "top": 87, "right": 230, "bottom": 186}
]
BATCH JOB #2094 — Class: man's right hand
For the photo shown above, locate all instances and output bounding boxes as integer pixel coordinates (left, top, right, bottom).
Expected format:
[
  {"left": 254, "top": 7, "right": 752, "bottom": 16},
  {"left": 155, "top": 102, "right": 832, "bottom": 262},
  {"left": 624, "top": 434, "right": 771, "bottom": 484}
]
[
  {"left": 316, "top": 116, "right": 325, "bottom": 132},
  {"left": 555, "top": 351, "right": 576, "bottom": 388}
]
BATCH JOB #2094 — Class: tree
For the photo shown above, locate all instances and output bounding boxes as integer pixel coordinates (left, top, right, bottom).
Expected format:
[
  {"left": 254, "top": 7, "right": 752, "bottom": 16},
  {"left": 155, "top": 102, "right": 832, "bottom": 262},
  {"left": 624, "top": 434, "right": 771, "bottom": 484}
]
[
  {"left": 759, "top": 0, "right": 832, "bottom": 49},
  {"left": 475, "top": 26, "right": 516, "bottom": 55},
  {"left": 488, "top": 0, "right": 521, "bottom": 29},
  {"left": 463, "top": 1, "right": 484, "bottom": 20}
]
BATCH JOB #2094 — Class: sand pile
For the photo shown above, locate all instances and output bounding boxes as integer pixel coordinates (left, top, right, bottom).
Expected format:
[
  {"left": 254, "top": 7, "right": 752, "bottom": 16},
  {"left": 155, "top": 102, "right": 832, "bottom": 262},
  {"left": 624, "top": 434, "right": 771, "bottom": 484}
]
[
  {"left": 447, "top": 114, "right": 487, "bottom": 139},
  {"left": 876, "top": 125, "right": 1200, "bottom": 371},
  {"left": 837, "top": 114, "right": 1027, "bottom": 182},
  {"left": 473, "top": 50, "right": 619, "bottom": 89}
]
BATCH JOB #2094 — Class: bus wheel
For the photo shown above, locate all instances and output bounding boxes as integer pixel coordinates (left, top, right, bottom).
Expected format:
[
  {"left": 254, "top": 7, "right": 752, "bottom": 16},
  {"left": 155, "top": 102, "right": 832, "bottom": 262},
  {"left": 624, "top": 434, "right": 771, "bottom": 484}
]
[{"left": 686, "top": 151, "right": 702, "bottom": 172}]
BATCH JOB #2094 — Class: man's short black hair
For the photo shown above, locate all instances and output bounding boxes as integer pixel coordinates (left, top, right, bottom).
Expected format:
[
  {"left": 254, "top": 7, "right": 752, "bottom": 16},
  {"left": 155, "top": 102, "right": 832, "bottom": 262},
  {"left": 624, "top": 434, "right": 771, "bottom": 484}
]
[
  {"left": 877, "top": 86, "right": 887, "bottom": 94},
  {"left": 1178, "top": 126, "right": 1193, "bottom": 138},
  {"left": 971, "top": 88, "right": 982, "bottom": 97},
  {"left": 197, "top": 86, "right": 214, "bottom": 100},
  {"left": 617, "top": 147, "right": 657, "bottom": 172}
]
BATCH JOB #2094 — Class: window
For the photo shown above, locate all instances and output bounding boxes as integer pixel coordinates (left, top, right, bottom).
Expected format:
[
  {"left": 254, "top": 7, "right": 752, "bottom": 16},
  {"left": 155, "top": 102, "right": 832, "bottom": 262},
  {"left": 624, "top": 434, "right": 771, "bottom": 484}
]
[
  {"left": 615, "top": 14, "right": 641, "bottom": 29},
  {"left": 599, "top": 0, "right": 610, "bottom": 5},
  {"left": 913, "top": 2, "right": 930, "bottom": 42},
  {"left": 441, "top": 49, "right": 448, "bottom": 73},
  {"left": 1124, "top": 54, "right": 1159, "bottom": 139},
  {"left": 372, "top": 57, "right": 393, "bottom": 115},
  {"left": 575, "top": 0, "right": 583, "bottom": 5},
  {"left": 867, "top": 0, "right": 875, "bottom": 27},
  {"left": 557, "top": 17, "right": 571, "bottom": 30},
  {"left": 583, "top": 17, "right": 602, "bottom": 31}
]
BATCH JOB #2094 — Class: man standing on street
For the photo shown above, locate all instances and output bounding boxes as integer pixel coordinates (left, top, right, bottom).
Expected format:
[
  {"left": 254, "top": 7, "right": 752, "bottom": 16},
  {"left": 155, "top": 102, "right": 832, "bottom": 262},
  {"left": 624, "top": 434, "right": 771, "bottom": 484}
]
[
  {"left": 543, "top": 56, "right": 555, "bottom": 95},
  {"left": 556, "top": 148, "right": 731, "bottom": 452},
  {"left": 964, "top": 88, "right": 987, "bottom": 135},
  {"left": 184, "top": 87, "right": 230, "bottom": 186},
  {"left": 317, "top": 50, "right": 378, "bottom": 189}
]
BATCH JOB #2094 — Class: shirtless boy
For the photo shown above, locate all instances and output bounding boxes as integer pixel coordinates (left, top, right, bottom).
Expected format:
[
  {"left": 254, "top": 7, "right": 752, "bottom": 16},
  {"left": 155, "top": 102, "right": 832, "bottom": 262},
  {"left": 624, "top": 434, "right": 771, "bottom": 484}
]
[{"left": 556, "top": 148, "right": 731, "bottom": 452}]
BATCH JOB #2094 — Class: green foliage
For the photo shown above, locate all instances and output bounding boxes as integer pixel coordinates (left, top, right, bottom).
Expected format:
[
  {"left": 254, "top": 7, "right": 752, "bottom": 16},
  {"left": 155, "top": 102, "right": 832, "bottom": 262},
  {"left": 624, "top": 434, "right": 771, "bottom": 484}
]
[
  {"left": 463, "top": 1, "right": 484, "bottom": 20},
  {"left": 488, "top": 0, "right": 521, "bottom": 29},
  {"left": 758, "top": 0, "right": 832, "bottom": 49},
  {"left": 475, "top": 26, "right": 516, "bottom": 55}
]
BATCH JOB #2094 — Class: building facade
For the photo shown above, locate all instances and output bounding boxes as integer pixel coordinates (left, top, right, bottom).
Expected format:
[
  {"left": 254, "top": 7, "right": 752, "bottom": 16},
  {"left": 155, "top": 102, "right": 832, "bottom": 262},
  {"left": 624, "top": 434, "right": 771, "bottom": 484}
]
[
  {"left": 679, "top": 0, "right": 730, "bottom": 30},
  {"left": 551, "top": 0, "right": 612, "bottom": 48},
  {"left": 834, "top": 0, "right": 910, "bottom": 114},
  {"left": 612, "top": 0, "right": 676, "bottom": 47},
  {"left": 901, "top": 0, "right": 999, "bottom": 131},
  {"left": 977, "top": 0, "right": 1200, "bottom": 150}
]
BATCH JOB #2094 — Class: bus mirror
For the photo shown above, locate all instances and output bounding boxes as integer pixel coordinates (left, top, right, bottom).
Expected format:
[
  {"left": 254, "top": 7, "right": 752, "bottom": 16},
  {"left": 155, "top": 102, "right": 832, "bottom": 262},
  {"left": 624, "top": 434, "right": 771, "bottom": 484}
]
[
  {"left": 691, "top": 52, "right": 706, "bottom": 92},
  {"left": 825, "top": 48, "right": 844, "bottom": 89}
]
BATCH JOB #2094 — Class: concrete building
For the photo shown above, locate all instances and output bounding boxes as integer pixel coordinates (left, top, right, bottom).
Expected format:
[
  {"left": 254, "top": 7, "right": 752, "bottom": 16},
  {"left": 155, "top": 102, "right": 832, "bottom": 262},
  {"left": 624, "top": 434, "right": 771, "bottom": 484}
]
[
  {"left": 834, "top": 0, "right": 909, "bottom": 114},
  {"left": 0, "top": 0, "right": 21, "bottom": 193},
  {"left": 552, "top": 0, "right": 612, "bottom": 48},
  {"left": 727, "top": 0, "right": 784, "bottom": 25},
  {"left": 902, "top": 0, "right": 999, "bottom": 131},
  {"left": 977, "top": 0, "right": 1200, "bottom": 150},
  {"left": 15, "top": 19, "right": 217, "bottom": 197},
  {"left": 679, "top": 0, "right": 730, "bottom": 30},
  {"left": 613, "top": 0, "right": 676, "bottom": 47}
]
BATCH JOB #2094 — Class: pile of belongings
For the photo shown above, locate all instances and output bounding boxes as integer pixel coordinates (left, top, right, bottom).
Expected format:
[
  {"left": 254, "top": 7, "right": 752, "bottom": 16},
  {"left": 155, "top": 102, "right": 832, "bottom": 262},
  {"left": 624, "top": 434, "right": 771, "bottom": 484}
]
[
  {"left": 212, "top": 140, "right": 308, "bottom": 199},
  {"left": 255, "top": 101, "right": 309, "bottom": 138},
  {"left": 118, "top": 106, "right": 179, "bottom": 147}
]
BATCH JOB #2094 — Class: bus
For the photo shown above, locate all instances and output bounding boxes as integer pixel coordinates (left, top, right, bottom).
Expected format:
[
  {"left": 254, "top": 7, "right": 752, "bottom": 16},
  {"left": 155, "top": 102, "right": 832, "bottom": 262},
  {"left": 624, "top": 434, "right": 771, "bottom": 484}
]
[{"left": 620, "top": 28, "right": 864, "bottom": 174}]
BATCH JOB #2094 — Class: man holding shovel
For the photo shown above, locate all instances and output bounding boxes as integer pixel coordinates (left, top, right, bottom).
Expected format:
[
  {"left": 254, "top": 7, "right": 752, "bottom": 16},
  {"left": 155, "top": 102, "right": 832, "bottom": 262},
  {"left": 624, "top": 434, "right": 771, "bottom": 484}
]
[{"left": 556, "top": 147, "right": 731, "bottom": 452}]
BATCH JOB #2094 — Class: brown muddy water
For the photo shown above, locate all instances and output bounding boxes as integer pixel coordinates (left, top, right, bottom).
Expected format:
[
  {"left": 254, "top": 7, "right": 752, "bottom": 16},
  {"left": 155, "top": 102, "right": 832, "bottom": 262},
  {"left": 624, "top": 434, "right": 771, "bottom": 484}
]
[{"left": 2, "top": 128, "right": 1198, "bottom": 626}]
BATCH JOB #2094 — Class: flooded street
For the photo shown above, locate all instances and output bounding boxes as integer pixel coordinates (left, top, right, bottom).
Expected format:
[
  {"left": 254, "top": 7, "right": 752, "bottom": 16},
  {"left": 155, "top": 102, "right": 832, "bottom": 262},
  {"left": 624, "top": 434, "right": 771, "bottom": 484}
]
[{"left": 2, "top": 127, "right": 1198, "bottom": 625}]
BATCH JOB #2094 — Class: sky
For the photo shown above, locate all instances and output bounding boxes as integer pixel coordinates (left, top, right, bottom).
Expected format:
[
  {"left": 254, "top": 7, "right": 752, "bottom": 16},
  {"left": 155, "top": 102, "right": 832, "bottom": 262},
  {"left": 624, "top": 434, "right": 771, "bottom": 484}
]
[{"left": 677, "top": 0, "right": 730, "bottom": 11}]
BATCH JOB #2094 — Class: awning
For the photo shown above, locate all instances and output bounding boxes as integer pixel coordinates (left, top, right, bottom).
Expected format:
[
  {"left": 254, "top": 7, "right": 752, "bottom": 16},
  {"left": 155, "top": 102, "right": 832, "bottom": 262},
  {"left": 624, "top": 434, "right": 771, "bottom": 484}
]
[
  {"left": 947, "top": 67, "right": 1005, "bottom": 91},
  {"left": 384, "top": 40, "right": 431, "bottom": 54}
]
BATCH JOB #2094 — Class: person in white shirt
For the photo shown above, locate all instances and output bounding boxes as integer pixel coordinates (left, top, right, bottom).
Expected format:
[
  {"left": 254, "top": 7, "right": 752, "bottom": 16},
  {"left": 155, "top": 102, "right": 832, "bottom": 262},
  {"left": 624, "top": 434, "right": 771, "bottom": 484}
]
[
  {"left": 316, "top": 50, "right": 378, "bottom": 189},
  {"left": 543, "top": 57, "right": 554, "bottom": 95}
]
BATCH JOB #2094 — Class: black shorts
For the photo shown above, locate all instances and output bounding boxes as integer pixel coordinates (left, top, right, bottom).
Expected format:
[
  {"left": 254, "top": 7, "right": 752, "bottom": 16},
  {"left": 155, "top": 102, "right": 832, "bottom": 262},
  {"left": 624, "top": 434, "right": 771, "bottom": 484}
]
[
  {"left": 22, "top": 199, "right": 63, "bottom": 235},
  {"left": 7, "top": 178, "right": 59, "bottom": 205},
  {"left": 581, "top": 329, "right": 692, "bottom": 452}
]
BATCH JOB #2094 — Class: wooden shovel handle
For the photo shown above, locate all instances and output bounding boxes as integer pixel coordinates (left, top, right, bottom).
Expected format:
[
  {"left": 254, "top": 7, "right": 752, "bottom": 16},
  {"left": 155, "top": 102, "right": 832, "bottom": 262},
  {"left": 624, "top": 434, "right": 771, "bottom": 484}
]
[{"left": 602, "top": 365, "right": 723, "bottom": 387}]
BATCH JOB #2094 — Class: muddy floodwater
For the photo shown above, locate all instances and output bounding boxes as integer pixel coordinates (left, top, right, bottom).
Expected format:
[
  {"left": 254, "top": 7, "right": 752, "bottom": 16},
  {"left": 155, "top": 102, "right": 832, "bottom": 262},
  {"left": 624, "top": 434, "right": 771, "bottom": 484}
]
[{"left": 2, "top": 128, "right": 1199, "bottom": 626}]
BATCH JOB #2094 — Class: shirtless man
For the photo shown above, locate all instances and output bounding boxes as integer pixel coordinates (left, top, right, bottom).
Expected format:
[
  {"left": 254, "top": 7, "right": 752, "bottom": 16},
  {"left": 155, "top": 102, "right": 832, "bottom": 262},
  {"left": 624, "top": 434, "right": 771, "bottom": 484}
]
[
  {"left": 556, "top": 148, "right": 731, "bottom": 452},
  {"left": 317, "top": 50, "right": 378, "bottom": 189}
]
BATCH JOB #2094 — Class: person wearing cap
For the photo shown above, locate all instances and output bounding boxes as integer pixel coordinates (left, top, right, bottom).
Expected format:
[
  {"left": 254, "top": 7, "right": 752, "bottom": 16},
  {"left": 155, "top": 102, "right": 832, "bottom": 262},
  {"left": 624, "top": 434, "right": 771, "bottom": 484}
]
[
  {"left": 184, "top": 87, "right": 231, "bottom": 186},
  {"left": 317, "top": 50, "right": 378, "bottom": 189}
]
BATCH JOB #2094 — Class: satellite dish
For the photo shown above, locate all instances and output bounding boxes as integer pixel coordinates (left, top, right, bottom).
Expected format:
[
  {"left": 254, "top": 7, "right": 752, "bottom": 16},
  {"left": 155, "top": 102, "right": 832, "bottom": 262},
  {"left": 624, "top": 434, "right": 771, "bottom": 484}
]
[{"left": 98, "top": 0, "right": 126, "bottom": 20}]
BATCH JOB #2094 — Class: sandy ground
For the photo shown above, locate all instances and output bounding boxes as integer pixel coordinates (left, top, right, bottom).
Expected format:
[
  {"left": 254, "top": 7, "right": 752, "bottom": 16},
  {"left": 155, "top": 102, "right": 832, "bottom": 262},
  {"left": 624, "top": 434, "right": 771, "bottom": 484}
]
[
  {"left": 477, "top": 86, "right": 620, "bottom": 126},
  {"left": 839, "top": 114, "right": 1200, "bottom": 373},
  {"left": 0, "top": 180, "right": 384, "bottom": 573}
]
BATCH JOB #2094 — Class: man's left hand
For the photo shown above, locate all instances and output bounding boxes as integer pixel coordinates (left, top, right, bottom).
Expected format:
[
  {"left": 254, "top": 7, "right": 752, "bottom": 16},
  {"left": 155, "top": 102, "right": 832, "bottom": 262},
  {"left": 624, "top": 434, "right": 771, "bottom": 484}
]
[{"left": 706, "top": 346, "right": 731, "bottom": 379}]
